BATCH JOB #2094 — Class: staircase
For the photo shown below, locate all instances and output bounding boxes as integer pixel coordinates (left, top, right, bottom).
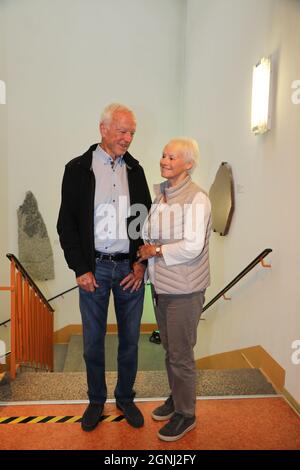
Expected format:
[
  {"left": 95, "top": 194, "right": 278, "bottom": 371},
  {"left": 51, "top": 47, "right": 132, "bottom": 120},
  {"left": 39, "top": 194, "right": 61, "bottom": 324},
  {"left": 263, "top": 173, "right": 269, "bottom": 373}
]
[
  {"left": 0, "top": 249, "right": 280, "bottom": 403},
  {"left": 0, "top": 333, "right": 277, "bottom": 403},
  {"left": 54, "top": 334, "right": 166, "bottom": 373}
]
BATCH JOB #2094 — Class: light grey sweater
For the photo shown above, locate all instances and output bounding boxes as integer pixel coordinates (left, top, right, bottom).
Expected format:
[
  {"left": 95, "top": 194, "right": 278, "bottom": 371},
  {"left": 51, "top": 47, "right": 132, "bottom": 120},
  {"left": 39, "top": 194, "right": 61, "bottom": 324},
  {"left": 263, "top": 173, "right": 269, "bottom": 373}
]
[{"left": 145, "top": 176, "right": 211, "bottom": 295}]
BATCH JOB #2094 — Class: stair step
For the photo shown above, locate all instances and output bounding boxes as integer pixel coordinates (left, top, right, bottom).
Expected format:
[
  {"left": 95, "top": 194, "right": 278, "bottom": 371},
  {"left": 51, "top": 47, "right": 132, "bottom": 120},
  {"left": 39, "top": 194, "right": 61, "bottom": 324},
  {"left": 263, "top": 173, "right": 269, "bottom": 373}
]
[
  {"left": 0, "top": 369, "right": 277, "bottom": 402},
  {"left": 63, "top": 336, "right": 85, "bottom": 372},
  {"left": 61, "top": 334, "right": 166, "bottom": 373},
  {"left": 54, "top": 344, "right": 68, "bottom": 372}
]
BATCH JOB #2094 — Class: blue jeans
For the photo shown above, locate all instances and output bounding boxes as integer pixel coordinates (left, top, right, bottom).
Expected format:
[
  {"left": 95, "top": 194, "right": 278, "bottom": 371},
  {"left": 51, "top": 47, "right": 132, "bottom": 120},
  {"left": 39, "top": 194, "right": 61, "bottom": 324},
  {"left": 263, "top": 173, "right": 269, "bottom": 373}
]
[{"left": 79, "top": 259, "right": 144, "bottom": 405}]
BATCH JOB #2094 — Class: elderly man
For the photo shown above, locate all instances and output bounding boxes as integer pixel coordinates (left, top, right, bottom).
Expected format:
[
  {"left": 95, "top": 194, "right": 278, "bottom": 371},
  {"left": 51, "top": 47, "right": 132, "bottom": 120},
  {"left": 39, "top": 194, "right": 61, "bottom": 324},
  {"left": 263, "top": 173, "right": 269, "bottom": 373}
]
[{"left": 57, "top": 103, "right": 151, "bottom": 431}]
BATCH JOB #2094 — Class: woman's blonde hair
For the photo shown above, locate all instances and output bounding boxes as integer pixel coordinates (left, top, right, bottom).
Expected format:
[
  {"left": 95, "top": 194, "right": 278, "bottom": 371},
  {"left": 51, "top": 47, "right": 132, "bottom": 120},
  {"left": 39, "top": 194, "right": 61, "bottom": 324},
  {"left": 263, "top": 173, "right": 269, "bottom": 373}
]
[{"left": 165, "top": 138, "right": 200, "bottom": 173}]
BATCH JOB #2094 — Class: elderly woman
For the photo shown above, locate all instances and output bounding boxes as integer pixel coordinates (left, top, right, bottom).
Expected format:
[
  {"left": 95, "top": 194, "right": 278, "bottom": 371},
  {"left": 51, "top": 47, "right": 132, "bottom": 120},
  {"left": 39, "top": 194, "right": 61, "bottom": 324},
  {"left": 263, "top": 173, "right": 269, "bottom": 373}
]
[{"left": 137, "top": 138, "right": 211, "bottom": 442}]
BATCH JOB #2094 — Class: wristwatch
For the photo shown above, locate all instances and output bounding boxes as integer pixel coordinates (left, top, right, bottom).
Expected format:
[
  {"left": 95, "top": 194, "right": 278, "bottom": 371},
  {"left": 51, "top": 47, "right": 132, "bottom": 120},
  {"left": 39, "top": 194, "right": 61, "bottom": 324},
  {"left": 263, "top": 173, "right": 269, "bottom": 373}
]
[{"left": 155, "top": 245, "right": 162, "bottom": 257}]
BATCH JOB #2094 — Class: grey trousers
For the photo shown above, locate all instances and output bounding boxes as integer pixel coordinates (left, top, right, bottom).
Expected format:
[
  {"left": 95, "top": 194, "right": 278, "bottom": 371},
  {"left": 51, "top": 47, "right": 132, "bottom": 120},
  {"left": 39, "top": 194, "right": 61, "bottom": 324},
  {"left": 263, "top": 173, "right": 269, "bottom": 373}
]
[{"left": 155, "top": 290, "right": 205, "bottom": 418}]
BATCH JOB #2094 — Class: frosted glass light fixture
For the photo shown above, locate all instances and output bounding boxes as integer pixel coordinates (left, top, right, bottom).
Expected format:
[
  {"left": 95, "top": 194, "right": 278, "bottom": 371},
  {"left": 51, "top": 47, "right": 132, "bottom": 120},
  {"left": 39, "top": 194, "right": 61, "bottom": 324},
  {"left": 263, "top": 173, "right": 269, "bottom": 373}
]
[
  {"left": 0, "top": 80, "right": 6, "bottom": 104},
  {"left": 251, "top": 57, "right": 271, "bottom": 134}
]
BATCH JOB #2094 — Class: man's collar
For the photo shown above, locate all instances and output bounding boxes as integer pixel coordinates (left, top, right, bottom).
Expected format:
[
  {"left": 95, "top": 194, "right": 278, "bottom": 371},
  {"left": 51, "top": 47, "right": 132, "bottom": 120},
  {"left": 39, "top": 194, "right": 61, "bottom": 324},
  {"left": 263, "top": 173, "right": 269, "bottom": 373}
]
[
  {"left": 77, "top": 144, "right": 140, "bottom": 170},
  {"left": 94, "top": 144, "right": 125, "bottom": 166}
]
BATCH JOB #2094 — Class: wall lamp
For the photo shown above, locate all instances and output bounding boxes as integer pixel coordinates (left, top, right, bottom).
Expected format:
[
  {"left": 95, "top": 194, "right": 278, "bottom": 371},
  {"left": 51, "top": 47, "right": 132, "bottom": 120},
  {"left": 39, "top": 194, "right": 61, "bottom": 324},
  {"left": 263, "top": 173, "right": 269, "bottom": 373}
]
[
  {"left": 0, "top": 79, "right": 6, "bottom": 104},
  {"left": 251, "top": 57, "right": 272, "bottom": 134}
]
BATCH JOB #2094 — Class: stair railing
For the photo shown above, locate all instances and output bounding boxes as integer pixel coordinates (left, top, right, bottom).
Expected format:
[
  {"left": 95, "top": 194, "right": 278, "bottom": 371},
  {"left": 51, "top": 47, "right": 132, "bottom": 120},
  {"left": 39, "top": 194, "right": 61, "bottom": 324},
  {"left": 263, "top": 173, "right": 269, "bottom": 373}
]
[
  {"left": 47, "top": 285, "right": 78, "bottom": 302},
  {"left": 0, "top": 254, "right": 54, "bottom": 379},
  {"left": 202, "top": 248, "right": 272, "bottom": 312}
]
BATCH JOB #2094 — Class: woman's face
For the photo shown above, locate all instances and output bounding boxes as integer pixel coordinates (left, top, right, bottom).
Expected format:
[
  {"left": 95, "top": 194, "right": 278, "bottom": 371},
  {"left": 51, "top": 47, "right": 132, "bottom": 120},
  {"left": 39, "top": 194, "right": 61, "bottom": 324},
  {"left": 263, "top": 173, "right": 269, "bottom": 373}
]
[{"left": 160, "top": 143, "right": 192, "bottom": 182}]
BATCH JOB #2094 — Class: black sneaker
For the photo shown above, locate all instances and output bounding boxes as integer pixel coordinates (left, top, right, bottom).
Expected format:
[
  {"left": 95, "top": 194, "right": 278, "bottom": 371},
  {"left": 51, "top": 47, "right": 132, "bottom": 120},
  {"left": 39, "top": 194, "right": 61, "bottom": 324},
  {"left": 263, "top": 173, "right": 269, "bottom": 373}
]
[
  {"left": 116, "top": 401, "right": 144, "bottom": 428},
  {"left": 152, "top": 396, "right": 175, "bottom": 421},
  {"left": 81, "top": 403, "right": 104, "bottom": 432},
  {"left": 157, "top": 413, "right": 196, "bottom": 442}
]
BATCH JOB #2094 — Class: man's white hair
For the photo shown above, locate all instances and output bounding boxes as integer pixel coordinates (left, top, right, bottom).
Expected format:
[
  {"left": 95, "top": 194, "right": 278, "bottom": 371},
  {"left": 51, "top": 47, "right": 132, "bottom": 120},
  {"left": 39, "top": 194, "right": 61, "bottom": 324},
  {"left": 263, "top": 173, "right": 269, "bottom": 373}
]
[
  {"left": 166, "top": 138, "right": 200, "bottom": 173},
  {"left": 100, "top": 103, "right": 136, "bottom": 126}
]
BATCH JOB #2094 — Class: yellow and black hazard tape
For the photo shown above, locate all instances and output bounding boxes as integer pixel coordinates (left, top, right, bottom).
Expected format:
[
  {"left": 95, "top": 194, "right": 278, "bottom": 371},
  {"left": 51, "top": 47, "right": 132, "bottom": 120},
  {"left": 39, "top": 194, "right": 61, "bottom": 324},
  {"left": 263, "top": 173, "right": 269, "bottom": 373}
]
[{"left": 0, "top": 414, "right": 125, "bottom": 424}]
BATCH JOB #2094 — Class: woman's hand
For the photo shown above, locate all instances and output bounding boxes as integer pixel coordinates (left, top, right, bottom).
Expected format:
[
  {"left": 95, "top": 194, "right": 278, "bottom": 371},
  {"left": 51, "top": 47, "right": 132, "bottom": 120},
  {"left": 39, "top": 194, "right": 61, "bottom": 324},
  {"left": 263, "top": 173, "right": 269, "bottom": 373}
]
[{"left": 136, "top": 244, "right": 157, "bottom": 262}]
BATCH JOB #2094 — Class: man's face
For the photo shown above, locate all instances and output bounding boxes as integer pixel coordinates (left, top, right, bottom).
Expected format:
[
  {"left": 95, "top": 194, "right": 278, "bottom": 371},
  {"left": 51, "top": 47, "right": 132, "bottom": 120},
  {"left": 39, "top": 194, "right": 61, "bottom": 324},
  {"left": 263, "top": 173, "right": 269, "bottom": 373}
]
[{"left": 100, "top": 111, "right": 136, "bottom": 158}]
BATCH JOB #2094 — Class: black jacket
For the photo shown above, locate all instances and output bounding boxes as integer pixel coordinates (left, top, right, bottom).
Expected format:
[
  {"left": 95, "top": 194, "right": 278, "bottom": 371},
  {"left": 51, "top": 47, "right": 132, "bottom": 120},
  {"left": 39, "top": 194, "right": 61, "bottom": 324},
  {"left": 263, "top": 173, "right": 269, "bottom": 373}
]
[{"left": 57, "top": 144, "right": 152, "bottom": 277}]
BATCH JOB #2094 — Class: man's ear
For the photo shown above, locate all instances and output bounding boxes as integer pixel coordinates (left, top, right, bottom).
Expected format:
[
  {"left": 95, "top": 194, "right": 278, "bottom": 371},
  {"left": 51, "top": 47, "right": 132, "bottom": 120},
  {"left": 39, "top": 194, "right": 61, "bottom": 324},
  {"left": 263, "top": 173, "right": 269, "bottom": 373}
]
[
  {"left": 99, "top": 122, "right": 108, "bottom": 137},
  {"left": 99, "top": 122, "right": 105, "bottom": 135}
]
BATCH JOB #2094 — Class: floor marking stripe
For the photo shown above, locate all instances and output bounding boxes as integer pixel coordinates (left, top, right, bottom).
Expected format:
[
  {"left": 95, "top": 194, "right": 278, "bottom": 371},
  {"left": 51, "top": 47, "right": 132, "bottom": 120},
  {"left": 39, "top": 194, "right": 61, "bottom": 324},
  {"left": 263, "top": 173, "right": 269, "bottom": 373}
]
[{"left": 0, "top": 414, "right": 125, "bottom": 424}]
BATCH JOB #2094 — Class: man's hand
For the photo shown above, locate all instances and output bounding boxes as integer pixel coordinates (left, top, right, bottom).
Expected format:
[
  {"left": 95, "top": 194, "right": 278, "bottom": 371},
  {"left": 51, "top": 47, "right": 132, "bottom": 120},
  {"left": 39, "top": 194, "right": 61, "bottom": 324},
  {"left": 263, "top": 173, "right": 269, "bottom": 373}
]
[
  {"left": 120, "top": 262, "right": 146, "bottom": 292},
  {"left": 76, "top": 272, "right": 99, "bottom": 292}
]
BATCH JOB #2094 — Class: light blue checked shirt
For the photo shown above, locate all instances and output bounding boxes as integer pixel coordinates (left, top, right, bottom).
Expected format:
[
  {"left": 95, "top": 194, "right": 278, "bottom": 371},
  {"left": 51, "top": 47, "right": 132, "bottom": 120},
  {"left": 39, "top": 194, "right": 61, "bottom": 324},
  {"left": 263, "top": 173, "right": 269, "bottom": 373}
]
[{"left": 92, "top": 145, "right": 130, "bottom": 254}]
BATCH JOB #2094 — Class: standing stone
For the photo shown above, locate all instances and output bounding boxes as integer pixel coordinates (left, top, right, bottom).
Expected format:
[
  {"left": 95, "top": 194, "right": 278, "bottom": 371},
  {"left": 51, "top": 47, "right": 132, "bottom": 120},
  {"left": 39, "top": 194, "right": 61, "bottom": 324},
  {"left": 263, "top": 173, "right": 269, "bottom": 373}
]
[{"left": 18, "top": 191, "right": 54, "bottom": 280}]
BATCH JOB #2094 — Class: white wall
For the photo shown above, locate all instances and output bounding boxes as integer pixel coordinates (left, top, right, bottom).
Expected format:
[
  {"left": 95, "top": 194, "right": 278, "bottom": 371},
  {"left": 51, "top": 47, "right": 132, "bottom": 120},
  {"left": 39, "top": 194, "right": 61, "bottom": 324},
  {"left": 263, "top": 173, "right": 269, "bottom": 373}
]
[
  {"left": 184, "top": 0, "right": 300, "bottom": 402},
  {"left": 0, "top": 5, "right": 10, "bottom": 350},
  {"left": 1, "top": 0, "right": 186, "bottom": 329}
]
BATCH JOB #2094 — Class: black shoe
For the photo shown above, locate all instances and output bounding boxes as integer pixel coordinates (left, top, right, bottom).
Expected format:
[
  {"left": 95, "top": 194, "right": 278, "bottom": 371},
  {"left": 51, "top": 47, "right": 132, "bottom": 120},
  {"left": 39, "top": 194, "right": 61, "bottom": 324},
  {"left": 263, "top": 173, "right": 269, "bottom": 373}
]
[
  {"left": 157, "top": 413, "right": 196, "bottom": 442},
  {"left": 152, "top": 396, "right": 175, "bottom": 421},
  {"left": 116, "top": 401, "right": 144, "bottom": 428},
  {"left": 81, "top": 403, "right": 104, "bottom": 432},
  {"left": 149, "top": 330, "right": 161, "bottom": 344}
]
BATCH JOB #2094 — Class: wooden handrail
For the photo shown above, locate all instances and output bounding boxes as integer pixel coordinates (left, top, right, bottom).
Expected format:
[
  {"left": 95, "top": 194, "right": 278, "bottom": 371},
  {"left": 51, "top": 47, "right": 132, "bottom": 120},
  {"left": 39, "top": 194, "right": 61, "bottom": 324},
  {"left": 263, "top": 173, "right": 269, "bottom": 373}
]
[
  {"left": 6, "top": 254, "right": 54, "bottom": 312},
  {"left": 1, "top": 283, "right": 78, "bottom": 326},
  {"left": 202, "top": 248, "right": 272, "bottom": 312},
  {"left": 0, "top": 254, "right": 54, "bottom": 379}
]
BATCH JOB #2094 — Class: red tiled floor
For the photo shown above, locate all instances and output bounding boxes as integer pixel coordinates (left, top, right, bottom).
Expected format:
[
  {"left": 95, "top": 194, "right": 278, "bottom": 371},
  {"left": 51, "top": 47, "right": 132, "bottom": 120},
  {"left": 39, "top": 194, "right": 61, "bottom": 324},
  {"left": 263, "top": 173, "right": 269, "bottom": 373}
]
[{"left": 0, "top": 398, "right": 299, "bottom": 450}]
